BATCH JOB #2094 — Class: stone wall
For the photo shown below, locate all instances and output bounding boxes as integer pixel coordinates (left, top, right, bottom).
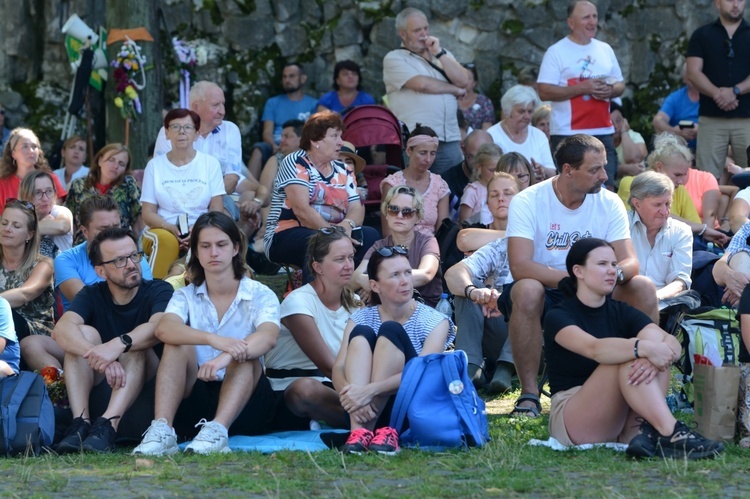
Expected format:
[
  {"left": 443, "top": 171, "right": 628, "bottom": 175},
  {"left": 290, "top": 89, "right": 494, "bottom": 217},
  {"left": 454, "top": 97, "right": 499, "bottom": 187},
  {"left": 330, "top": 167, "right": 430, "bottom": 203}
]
[{"left": 0, "top": 0, "right": 719, "bottom": 152}]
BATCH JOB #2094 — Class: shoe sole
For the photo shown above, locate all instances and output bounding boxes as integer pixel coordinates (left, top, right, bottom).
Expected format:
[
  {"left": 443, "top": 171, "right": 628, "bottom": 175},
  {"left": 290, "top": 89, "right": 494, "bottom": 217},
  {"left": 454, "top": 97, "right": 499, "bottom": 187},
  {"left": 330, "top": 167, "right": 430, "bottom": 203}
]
[
  {"left": 625, "top": 447, "right": 655, "bottom": 459},
  {"left": 184, "top": 446, "right": 231, "bottom": 455},
  {"left": 54, "top": 443, "right": 84, "bottom": 455},
  {"left": 133, "top": 446, "right": 179, "bottom": 457},
  {"left": 370, "top": 448, "right": 399, "bottom": 455}
]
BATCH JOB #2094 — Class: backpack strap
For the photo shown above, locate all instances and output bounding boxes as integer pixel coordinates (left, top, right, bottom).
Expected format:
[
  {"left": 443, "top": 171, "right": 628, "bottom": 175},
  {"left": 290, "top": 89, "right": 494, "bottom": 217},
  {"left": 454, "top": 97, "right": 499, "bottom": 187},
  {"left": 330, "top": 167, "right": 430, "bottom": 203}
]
[
  {"left": 390, "top": 355, "right": 432, "bottom": 432},
  {"left": 440, "top": 352, "right": 487, "bottom": 446}
]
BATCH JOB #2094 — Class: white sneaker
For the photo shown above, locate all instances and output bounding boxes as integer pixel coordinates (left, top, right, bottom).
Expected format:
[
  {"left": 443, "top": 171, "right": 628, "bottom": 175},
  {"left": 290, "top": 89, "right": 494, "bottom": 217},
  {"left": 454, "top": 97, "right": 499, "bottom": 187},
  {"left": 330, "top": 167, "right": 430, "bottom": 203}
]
[
  {"left": 184, "top": 419, "right": 231, "bottom": 455},
  {"left": 132, "top": 419, "right": 178, "bottom": 456}
]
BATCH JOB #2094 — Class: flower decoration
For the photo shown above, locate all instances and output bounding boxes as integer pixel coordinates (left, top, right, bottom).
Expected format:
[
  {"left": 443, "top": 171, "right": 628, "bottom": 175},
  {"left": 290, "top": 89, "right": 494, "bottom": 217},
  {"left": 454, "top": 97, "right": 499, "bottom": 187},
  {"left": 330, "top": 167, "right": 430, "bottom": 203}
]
[
  {"left": 39, "top": 367, "right": 69, "bottom": 409},
  {"left": 110, "top": 37, "right": 147, "bottom": 120}
]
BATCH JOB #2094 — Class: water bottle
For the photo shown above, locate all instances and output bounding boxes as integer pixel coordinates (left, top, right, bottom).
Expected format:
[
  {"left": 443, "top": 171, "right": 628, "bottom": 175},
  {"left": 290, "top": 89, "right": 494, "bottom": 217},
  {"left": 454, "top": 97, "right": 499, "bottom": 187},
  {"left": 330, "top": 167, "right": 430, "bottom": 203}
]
[
  {"left": 435, "top": 292, "right": 453, "bottom": 320},
  {"left": 707, "top": 242, "right": 714, "bottom": 254}
]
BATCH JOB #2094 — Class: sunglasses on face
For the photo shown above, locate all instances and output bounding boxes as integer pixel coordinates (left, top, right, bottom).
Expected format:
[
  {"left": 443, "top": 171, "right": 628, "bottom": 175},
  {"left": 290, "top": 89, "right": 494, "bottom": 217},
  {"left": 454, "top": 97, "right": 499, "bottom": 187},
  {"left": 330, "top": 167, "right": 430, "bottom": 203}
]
[
  {"left": 319, "top": 225, "right": 347, "bottom": 235},
  {"left": 386, "top": 205, "right": 417, "bottom": 219},
  {"left": 376, "top": 245, "right": 408, "bottom": 258}
]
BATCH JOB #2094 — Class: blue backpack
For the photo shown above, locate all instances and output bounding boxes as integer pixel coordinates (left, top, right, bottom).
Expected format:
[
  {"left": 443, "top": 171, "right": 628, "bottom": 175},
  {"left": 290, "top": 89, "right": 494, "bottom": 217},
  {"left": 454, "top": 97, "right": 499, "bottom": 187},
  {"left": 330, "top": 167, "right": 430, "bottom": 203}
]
[
  {"left": 390, "top": 351, "right": 490, "bottom": 450},
  {"left": 0, "top": 372, "right": 54, "bottom": 456}
]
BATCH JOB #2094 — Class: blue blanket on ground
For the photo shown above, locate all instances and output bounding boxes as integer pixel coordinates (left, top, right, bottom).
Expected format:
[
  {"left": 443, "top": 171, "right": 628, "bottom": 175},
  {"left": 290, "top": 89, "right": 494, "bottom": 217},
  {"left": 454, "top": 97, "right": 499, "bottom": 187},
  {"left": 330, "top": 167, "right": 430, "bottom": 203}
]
[{"left": 179, "top": 429, "right": 349, "bottom": 453}]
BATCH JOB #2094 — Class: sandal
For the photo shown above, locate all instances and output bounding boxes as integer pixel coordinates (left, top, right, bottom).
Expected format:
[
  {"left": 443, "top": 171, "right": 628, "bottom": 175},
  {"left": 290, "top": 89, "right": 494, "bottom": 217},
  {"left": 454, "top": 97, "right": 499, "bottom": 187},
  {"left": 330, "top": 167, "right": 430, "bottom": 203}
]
[{"left": 510, "top": 393, "right": 541, "bottom": 418}]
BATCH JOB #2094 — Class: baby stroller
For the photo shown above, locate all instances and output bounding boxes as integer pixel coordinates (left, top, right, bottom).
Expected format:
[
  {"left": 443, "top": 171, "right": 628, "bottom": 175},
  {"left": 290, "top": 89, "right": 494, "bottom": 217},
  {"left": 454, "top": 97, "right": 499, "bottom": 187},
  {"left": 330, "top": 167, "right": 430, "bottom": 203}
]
[{"left": 342, "top": 105, "right": 406, "bottom": 229}]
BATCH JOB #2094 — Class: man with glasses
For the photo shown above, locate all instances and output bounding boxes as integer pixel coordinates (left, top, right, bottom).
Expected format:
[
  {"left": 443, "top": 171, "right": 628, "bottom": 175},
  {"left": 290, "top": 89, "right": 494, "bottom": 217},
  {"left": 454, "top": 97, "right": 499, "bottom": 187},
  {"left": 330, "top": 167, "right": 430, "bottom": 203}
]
[
  {"left": 54, "top": 195, "right": 153, "bottom": 312},
  {"left": 52, "top": 227, "right": 174, "bottom": 453},
  {"left": 686, "top": 0, "right": 750, "bottom": 178}
]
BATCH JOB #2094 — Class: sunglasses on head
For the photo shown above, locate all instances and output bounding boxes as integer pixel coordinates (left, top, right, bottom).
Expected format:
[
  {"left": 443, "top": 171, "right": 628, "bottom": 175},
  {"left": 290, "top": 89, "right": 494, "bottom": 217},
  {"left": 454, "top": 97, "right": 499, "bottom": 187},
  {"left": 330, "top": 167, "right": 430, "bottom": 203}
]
[
  {"left": 386, "top": 205, "right": 416, "bottom": 219},
  {"left": 6, "top": 198, "right": 35, "bottom": 212},
  {"left": 376, "top": 245, "right": 408, "bottom": 258},
  {"left": 319, "top": 225, "right": 347, "bottom": 235}
]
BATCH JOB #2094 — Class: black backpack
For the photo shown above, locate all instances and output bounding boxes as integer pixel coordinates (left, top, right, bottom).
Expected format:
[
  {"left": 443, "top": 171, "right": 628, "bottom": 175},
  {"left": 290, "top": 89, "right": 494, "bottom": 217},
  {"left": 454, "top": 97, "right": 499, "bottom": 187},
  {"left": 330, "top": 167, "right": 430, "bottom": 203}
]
[{"left": 0, "top": 372, "right": 55, "bottom": 456}]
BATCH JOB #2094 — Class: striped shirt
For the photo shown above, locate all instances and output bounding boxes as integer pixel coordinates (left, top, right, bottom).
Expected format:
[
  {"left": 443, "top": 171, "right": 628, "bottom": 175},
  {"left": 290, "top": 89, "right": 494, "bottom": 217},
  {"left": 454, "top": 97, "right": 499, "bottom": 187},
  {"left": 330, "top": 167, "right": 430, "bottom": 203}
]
[
  {"left": 350, "top": 302, "right": 455, "bottom": 354},
  {"left": 264, "top": 149, "right": 359, "bottom": 256}
]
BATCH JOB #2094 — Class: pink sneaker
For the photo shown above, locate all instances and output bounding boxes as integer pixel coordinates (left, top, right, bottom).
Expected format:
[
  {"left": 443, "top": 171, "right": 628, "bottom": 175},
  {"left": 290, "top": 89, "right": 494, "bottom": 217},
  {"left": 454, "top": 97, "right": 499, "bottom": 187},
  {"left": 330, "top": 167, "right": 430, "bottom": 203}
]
[{"left": 369, "top": 427, "right": 399, "bottom": 455}]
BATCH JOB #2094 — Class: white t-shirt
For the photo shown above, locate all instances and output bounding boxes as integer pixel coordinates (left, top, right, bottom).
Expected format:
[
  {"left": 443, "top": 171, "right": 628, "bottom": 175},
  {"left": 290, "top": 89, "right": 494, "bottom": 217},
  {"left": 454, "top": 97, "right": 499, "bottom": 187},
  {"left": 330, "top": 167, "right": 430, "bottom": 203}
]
[
  {"left": 735, "top": 187, "right": 750, "bottom": 205},
  {"left": 164, "top": 276, "right": 280, "bottom": 381},
  {"left": 154, "top": 121, "right": 243, "bottom": 177},
  {"left": 140, "top": 150, "right": 225, "bottom": 226},
  {"left": 264, "top": 284, "right": 358, "bottom": 390},
  {"left": 49, "top": 204, "right": 74, "bottom": 253},
  {"left": 53, "top": 166, "right": 89, "bottom": 190},
  {"left": 507, "top": 178, "right": 630, "bottom": 272},
  {"left": 486, "top": 123, "right": 555, "bottom": 170},
  {"left": 537, "top": 37, "right": 623, "bottom": 136}
]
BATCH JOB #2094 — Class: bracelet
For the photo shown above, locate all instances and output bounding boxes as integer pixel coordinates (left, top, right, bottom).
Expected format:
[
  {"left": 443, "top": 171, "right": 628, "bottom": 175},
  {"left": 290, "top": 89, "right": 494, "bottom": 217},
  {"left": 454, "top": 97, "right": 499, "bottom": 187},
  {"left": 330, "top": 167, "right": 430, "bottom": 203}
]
[
  {"left": 464, "top": 284, "right": 477, "bottom": 300},
  {"left": 698, "top": 224, "right": 707, "bottom": 237},
  {"left": 252, "top": 197, "right": 263, "bottom": 205},
  {"left": 342, "top": 218, "right": 356, "bottom": 229},
  {"left": 634, "top": 339, "right": 640, "bottom": 359}
]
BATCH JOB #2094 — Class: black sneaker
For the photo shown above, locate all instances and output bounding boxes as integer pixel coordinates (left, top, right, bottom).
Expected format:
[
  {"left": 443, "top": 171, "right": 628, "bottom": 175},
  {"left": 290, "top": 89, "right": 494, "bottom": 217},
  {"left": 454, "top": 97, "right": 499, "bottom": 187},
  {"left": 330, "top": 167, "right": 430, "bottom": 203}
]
[
  {"left": 81, "top": 416, "right": 119, "bottom": 453},
  {"left": 626, "top": 418, "right": 659, "bottom": 458},
  {"left": 656, "top": 421, "right": 724, "bottom": 460},
  {"left": 55, "top": 416, "right": 91, "bottom": 454}
]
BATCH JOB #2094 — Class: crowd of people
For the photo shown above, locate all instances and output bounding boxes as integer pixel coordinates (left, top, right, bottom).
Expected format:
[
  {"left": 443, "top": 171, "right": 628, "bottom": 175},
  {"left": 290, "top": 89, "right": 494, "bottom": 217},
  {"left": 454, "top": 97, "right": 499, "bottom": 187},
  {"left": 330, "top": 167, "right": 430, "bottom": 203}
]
[{"left": 1, "top": 0, "right": 748, "bottom": 460}]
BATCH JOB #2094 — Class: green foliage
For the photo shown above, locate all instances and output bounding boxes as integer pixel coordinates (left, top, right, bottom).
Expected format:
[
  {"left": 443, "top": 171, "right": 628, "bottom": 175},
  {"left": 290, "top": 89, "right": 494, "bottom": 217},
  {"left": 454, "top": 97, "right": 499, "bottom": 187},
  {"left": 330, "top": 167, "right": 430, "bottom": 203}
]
[
  {"left": 234, "top": 0, "right": 256, "bottom": 15},
  {"left": 501, "top": 19, "right": 525, "bottom": 36},
  {"left": 358, "top": 0, "right": 396, "bottom": 24},
  {"left": 10, "top": 81, "right": 70, "bottom": 151}
]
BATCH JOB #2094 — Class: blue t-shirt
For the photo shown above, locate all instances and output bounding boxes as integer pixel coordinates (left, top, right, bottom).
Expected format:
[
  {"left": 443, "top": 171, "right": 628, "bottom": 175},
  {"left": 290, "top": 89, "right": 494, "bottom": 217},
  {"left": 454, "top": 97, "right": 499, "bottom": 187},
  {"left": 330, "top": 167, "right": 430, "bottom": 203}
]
[
  {"left": 659, "top": 86, "right": 699, "bottom": 150},
  {"left": 317, "top": 91, "right": 375, "bottom": 114},
  {"left": 54, "top": 242, "right": 154, "bottom": 311},
  {"left": 262, "top": 94, "right": 318, "bottom": 144},
  {"left": 0, "top": 298, "right": 19, "bottom": 374}
]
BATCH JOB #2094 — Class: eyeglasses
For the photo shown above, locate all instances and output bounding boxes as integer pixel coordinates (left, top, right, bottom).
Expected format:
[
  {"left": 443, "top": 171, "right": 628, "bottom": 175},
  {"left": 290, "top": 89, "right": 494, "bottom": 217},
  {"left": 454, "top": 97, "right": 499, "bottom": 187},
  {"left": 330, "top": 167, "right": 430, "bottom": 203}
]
[
  {"left": 376, "top": 245, "right": 408, "bottom": 258},
  {"left": 386, "top": 205, "right": 416, "bottom": 219},
  {"left": 6, "top": 199, "right": 35, "bottom": 211},
  {"left": 168, "top": 124, "right": 196, "bottom": 133},
  {"left": 32, "top": 189, "right": 55, "bottom": 200},
  {"left": 99, "top": 251, "right": 144, "bottom": 268},
  {"left": 319, "top": 225, "right": 346, "bottom": 235},
  {"left": 726, "top": 39, "right": 735, "bottom": 59}
]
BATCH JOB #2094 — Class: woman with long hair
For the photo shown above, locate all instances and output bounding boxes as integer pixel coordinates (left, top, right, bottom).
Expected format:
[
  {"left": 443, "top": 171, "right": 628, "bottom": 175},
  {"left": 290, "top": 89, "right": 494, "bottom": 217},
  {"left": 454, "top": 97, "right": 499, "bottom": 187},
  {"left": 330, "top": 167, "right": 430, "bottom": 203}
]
[
  {"left": 333, "top": 247, "right": 455, "bottom": 454},
  {"left": 544, "top": 237, "right": 721, "bottom": 459},
  {"left": 66, "top": 142, "right": 143, "bottom": 244},
  {"left": 265, "top": 227, "right": 362, "bottom": 429},
  {"left": 0, "top": 199, "right": 63, "bottom": 371},
  {"left": 0, "top": 128, "right": 66, "bottom": 212}
]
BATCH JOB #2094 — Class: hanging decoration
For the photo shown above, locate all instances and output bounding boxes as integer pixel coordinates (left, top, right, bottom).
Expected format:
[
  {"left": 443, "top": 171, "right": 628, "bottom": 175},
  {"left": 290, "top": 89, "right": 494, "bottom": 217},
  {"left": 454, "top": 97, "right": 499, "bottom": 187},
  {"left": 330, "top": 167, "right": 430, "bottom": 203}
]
[
  {"left": 110, "top": 36, "right": 149, "bottom": 146},
  {"left": 172, "top": 38, "right": 197, "bottom": 108}
]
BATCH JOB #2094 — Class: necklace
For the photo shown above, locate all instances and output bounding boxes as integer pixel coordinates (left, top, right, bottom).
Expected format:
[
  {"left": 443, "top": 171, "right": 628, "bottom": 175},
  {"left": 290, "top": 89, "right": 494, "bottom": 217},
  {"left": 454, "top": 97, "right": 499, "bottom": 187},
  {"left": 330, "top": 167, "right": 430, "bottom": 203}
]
[{"left": 553, "top": 176, "right": 563, "bottom": 204}]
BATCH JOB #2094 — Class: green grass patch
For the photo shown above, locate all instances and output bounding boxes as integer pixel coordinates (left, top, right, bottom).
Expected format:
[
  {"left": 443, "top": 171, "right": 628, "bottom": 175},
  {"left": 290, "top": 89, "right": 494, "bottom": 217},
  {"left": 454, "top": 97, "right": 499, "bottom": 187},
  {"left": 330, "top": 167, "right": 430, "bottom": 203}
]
[{"left": 0, "top": 389, "right": 747, "bottom": 496}]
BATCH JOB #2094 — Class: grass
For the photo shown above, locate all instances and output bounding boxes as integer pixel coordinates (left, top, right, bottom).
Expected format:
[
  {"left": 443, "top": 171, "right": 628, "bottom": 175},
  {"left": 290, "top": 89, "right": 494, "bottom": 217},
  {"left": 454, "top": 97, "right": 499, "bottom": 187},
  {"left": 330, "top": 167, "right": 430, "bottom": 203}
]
[
  {"left": 0, "top": 391, "right": 748, "bottom": 497},
  {"left": 4, "top": 275, "right": 742, "bottom": 496}
]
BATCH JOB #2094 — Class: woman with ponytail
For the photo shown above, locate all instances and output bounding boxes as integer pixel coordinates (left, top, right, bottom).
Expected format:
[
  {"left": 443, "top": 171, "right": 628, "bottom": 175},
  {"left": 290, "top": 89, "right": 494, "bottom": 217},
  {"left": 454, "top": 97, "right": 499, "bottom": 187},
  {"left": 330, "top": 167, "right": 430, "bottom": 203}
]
[{"left": 543, "top": 237, "right": 721, "bottom": 460}]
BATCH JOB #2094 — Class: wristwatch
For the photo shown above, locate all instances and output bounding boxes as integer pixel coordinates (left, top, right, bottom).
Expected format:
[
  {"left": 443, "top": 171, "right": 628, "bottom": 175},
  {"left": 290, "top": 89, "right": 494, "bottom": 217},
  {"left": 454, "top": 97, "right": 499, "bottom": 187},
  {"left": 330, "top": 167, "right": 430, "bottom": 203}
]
[
  {"left": 435, "top": 48, "right": 447, "bottom": 59},
  {"left": 734, "top": 86, "right": 742, "bottom": 96},
  {"left": 616, "top": 266, "right": 625, "bottom": 285},
  {"left": 119, "top": 334, "right": 133, "bottom": 353}
]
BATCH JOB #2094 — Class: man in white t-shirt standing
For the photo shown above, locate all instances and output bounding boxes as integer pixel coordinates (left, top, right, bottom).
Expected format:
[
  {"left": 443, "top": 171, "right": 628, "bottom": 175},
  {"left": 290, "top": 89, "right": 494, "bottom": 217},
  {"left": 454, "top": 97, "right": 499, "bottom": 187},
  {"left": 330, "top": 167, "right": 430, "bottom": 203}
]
[
  {"left": 499, "top": 134, "right": 658, "bottom": 417},
  {"left": 537, "top": 0, "right": 625, "bottom": 187}
]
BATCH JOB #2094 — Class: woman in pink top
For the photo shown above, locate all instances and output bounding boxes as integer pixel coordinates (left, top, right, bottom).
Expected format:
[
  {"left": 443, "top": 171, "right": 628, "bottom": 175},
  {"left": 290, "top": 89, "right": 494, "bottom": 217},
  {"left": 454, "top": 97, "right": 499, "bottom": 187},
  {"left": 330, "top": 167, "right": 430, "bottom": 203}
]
[{"left": 380, "top": 125, "right": 449, "bottom": 237}]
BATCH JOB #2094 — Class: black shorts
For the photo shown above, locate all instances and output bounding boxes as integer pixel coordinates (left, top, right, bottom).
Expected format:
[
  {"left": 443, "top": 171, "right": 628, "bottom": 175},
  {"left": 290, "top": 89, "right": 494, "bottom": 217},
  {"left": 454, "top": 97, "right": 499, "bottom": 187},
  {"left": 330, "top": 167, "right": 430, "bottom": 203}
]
[{"left": 173, "top": 373, "right": 277, "bottom": 440}]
